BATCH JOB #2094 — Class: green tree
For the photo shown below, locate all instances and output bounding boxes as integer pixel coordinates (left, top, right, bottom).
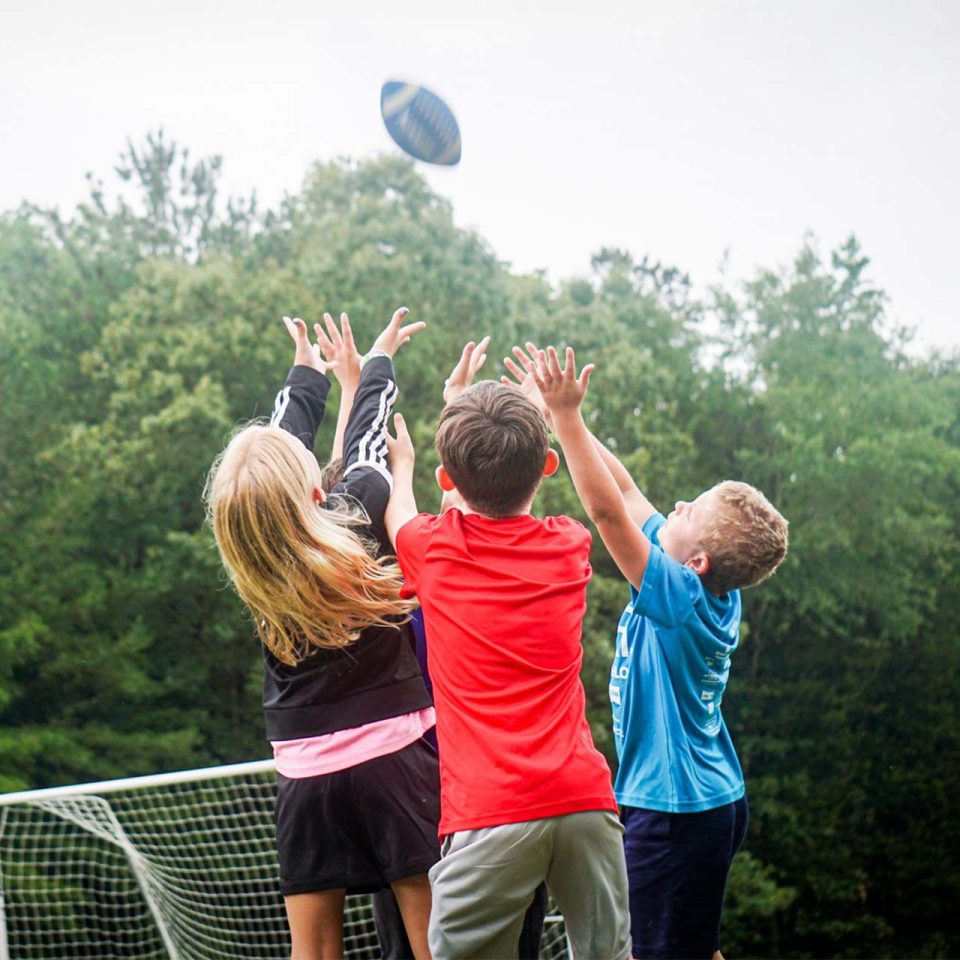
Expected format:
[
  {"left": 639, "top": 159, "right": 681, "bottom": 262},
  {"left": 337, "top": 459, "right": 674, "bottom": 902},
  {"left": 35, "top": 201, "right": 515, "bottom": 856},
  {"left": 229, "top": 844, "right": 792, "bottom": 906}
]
[
  {"left": 2, "top": 136, "right": 958, "bottom": 957},
  {"left": 706, "top": 239, "right": 960, "bottom": 958}
]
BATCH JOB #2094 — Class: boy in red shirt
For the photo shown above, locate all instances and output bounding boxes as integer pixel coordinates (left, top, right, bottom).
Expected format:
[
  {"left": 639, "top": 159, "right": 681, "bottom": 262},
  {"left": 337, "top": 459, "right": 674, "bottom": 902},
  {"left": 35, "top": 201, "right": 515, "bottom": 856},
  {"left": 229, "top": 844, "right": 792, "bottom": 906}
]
[{"left": 385, "top": 342, "right": 631, "bottom": 960}]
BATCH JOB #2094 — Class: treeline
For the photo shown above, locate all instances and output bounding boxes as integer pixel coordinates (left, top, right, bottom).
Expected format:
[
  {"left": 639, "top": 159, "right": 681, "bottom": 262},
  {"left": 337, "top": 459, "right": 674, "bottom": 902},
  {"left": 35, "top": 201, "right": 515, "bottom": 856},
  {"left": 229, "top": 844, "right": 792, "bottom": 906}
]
[{"left": 1, "top": 132, "right": 958, "bottom": 958}]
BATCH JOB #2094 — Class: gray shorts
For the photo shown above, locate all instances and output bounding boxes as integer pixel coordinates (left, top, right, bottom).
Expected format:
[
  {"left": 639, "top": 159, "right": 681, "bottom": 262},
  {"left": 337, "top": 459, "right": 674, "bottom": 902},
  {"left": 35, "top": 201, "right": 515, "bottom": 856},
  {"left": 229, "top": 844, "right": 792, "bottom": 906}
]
[{"left": 428, "top": 809, "right": 631, "bottom": 960}]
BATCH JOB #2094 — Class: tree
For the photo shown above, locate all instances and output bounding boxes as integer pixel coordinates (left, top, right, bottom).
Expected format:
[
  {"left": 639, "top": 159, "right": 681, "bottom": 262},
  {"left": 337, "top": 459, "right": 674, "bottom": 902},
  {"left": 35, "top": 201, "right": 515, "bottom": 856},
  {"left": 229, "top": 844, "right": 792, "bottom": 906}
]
[
  {"left": 705, "top": 239, "right": 960, "bottom": 958},
  {"left": 2, "top": 136, "right": 958, "bottom": 956}
]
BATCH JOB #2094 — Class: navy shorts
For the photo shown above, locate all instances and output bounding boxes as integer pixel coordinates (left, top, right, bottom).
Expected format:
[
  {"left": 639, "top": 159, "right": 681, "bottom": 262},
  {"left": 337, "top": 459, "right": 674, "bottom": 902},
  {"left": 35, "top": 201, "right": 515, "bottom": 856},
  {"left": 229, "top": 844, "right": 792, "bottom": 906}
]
[
  {"left": 621, "top": 794, "right": 749, "bottom": 960},
  {"left": 275, "top": 737, "right": 441, "bottom": 896}
]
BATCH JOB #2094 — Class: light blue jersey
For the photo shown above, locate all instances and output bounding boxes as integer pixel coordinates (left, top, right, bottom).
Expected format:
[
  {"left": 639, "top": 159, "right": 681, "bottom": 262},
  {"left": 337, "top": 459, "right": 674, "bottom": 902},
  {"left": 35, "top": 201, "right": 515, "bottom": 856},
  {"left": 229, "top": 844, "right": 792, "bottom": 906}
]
[{"left": 610, "top": 514, "right": 745, "bottom": 813}]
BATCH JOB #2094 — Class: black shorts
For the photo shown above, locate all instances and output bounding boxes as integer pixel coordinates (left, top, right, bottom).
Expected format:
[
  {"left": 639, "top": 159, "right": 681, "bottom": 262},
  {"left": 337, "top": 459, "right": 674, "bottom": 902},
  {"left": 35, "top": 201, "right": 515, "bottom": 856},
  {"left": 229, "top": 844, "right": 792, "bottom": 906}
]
[
  {"left": 622, "top": 795, "right": 749, "bottom": 959},
  {"left": 275, "top": 737, "right": 441, "bottom": 896}
]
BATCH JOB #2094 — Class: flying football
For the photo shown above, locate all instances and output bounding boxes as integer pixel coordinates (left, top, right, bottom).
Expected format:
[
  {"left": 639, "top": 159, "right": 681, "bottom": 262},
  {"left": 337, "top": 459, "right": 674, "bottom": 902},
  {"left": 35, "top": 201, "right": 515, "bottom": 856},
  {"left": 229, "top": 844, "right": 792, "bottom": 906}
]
[{"left": 380, "top": 80, "right": 461, "bottom": 166}]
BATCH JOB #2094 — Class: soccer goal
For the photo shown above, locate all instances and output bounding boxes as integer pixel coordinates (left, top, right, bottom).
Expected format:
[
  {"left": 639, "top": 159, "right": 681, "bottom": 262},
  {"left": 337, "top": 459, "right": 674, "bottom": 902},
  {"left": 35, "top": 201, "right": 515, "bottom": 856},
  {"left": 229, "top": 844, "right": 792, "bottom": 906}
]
[{"left": 0, "top": 760, "right": 571, "bottom": 959}]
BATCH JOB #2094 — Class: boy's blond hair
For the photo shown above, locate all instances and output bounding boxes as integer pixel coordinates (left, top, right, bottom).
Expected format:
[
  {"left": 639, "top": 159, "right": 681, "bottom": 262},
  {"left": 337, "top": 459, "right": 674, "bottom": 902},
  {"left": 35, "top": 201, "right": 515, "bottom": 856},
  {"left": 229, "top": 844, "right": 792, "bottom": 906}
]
[
  {"left": 205, "top": 425, "right": 415, "bottom": 666},
  {"left": 700, "top": 481, "right": 788, "bottom": 594}
]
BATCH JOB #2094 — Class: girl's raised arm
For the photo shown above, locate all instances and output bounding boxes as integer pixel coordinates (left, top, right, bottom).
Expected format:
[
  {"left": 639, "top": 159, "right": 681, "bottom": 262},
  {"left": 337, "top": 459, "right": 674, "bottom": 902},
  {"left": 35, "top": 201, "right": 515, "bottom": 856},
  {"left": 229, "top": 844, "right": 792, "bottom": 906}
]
[{"left": 270, "top": 316, "right": 332, "bottom": 452}]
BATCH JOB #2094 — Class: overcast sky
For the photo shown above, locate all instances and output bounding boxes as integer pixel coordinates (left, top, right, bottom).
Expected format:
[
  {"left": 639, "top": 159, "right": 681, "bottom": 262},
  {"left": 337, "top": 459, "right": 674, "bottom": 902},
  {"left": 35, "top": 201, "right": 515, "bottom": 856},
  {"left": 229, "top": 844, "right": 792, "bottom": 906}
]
[{"left": 3, "top": 0, "right": 958, "bottom": 352}]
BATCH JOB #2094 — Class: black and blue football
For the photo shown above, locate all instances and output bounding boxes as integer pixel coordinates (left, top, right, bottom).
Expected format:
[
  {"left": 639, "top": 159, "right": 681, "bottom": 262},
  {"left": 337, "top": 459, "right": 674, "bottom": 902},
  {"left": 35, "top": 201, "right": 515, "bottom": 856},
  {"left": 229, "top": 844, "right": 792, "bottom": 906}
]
[{"left": 380, "top": 81, "right": 461, "bottom": 166}]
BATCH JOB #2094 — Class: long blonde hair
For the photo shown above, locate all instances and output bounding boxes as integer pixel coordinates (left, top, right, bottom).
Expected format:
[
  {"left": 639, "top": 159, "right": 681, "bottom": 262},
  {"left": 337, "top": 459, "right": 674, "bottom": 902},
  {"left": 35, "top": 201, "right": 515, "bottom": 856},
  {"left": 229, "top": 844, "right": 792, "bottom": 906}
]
[{"left": 205, "top": 424, "right": 416, "bottom": 666}]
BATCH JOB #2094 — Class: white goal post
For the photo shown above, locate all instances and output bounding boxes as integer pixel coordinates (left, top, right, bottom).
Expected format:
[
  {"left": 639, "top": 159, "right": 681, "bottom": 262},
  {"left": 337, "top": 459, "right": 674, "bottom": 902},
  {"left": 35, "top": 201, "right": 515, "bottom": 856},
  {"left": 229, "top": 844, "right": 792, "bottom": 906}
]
[{"left": 0, "top": 760, "right": 570, "bottom": 960}]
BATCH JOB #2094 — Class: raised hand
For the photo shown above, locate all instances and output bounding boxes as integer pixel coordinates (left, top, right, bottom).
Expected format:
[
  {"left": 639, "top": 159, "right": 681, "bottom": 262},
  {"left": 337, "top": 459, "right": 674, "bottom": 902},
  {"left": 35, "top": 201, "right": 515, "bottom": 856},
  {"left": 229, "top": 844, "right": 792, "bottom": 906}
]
[
  {"left": 443, "top": 336, "right": 491, "bottom": 404},
  {"left": 384, "top": 411, "right": 419, "bottom": 545},
  {"left": 283, "top": 316, "right": 333, "bottom": 375},
  {"left": 501, "top": 342, "right": 550, "bottom": 421},
  {"left": 529, "top": 344, "right": 595, "bottom": 415},
  {"left": 370, "top": 307, "right": 427, "bottom": 358},
  {"left": 314, "top": 312, "right": 361, "bottom": 395},
  {"left": 385, "top": 412, "right": 416, "bottom": 473}
]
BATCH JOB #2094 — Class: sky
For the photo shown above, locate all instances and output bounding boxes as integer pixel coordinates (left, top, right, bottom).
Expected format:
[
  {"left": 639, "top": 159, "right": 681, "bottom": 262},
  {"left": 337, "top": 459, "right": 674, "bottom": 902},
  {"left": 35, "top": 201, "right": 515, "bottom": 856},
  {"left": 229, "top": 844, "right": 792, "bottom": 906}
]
[{"left": 2, "top": 0, "right": 958, "bottom": 353}]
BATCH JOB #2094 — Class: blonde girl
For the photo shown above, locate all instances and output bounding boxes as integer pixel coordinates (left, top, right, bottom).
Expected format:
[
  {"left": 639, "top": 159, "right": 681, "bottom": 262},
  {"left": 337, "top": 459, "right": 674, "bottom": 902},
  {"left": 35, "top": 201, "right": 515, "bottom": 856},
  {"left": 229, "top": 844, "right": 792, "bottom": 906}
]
[{"left": 206, "top": 310, "right": 438, "bottom": 960}]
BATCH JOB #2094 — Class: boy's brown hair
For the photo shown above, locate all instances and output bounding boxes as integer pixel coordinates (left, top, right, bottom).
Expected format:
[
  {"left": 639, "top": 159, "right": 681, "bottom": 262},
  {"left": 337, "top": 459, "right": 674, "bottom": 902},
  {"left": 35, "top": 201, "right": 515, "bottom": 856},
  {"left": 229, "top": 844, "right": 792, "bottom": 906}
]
[
  {"left": 700, "top": 481, "right": 789, "bottom": 594},
  {"left": 436, "top": 381, "right": 549, "bottom": 518},
  {"left": 319, "top": 456, "right": 345, "bottom": 492}
]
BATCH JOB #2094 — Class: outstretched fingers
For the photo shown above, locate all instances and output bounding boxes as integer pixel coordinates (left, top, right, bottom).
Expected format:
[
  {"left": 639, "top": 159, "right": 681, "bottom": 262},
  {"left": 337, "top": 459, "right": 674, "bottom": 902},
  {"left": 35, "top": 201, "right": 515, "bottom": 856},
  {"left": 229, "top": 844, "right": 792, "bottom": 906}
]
[
  {"left": 446, "top": 335, "right": 490, "bottom": 396},
  {"left": 339, "top": 313, "right": 356, "bottom": 353},
  {"left": 546, "top": 345, "right": 564, "bottom": 379},
  {"left": 327, "top": 312, "right": 346, "bottom": 349},
  {"left": 389, "top": 306, "right": 427, "bottom": 350},
  {"left": 559, "top": 346, "right": 594, "bottom": 391},
  {"left": 450, "top": 341, "right": 473, "bottom": 381},
  {"left": 392, "top": 411, "right": 410, "bottom": 441},
  {"left": 283, "top": 315, "right": 327, "bottom": 370},
  {"left": 470, "top": 335, "right": 491, "bottom": 378},
  {"left": 524, "top": 341, "right": 548, "bottom": 370},
  {"left": 396, "top": 320, "right": 427, "bottom": 349},
  {"left": 529, "top": 354, "right": 550, "bottom": 394},
  {"left": 501, "top": 355, "right": 527, "bottom": 386},
  {"left": 386, "top": 412, "right": 415, "bottom": 466},
  {"left": 283, "top": 315, "right": 310, "bottom": 347},
  {"left": 578, "top": 361, "right": 595, "bottom": 390},
  {"left": 314, "top": 314, "right": 337, "bottom": 359}
]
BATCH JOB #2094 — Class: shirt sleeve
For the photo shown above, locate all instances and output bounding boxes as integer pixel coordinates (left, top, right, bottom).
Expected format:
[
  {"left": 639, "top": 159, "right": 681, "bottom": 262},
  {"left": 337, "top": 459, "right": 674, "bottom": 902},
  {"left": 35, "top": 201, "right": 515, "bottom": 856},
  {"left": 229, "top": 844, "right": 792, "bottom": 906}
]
[
  {"left": 395, "top": 514, "right": 435, "bottom": 598},
  {"left": 551, "top": 515, "right": 592, "bottom": 552},
  {"left": 269, "top": 365, "right": 331, "bottom": 452},
  {"left": 328, "top": 355, "right": 398, "bottom": 550},
  {"left": 629, "top": 513, "right": 701, "bottom": 627}
]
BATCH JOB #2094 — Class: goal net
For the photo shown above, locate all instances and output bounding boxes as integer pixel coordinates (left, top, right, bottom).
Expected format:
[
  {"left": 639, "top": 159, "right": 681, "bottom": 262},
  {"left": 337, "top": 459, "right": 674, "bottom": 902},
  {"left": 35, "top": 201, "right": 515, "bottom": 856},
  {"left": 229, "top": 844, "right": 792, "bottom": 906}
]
[{"left": 0, "top": 760, "right": 570, "bottom": 959}]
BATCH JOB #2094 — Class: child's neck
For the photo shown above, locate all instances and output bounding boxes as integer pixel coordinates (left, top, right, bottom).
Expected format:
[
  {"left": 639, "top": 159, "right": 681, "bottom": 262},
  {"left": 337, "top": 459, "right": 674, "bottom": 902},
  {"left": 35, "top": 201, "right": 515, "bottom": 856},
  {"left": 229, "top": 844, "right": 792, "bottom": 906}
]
[{"left": 457, "top": 497, "right": 535, "bottom": 519}]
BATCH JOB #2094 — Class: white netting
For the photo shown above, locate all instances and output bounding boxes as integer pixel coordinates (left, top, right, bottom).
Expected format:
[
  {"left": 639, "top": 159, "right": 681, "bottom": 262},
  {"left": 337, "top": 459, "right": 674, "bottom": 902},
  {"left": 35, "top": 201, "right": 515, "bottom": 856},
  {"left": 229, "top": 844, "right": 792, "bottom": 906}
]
[{"left": 0, "top": 762, "right": 570, "bottom": 959}]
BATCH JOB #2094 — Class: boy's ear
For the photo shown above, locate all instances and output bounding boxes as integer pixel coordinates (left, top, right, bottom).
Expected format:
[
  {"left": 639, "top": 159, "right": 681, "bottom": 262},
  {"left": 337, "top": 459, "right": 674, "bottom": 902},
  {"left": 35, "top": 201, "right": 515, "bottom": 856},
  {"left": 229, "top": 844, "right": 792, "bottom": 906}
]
[
  {"left": 686, "top": 552, "right": 710, "bottom": 576},
  {"left": 312, "top": 486, "right": 327, "bottom": 505},
  {"left": 542, "top": 449, "right": 560, "bottom": 478},
  {"left": 435, "top": 465, "right": 457, "bottom": 492}
]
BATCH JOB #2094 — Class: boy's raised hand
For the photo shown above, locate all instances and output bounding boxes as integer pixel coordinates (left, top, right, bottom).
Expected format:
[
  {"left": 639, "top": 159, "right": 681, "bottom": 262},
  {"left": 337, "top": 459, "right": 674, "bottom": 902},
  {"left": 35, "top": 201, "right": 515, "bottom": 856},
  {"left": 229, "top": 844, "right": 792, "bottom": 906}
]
[
  {"left": 384, "top": 413, "right": 417, "bottom": 473},
  {"left": 529, "top": 344, "right": 595, "bottom": 414},
  {"left": 370, "top": 307, "right": 427, "bottom": 357},
  {"left": 502, "top": 343, "right": 551, "bottom": 422},
  {"left": 385, "top": 412, "right": 416, "bottom": 472},
  {"left": 314, "top": 312, "right": 361, "bottom": 395},
  {"left": 443, "top": 336, "right": 490, "bottom": 404},
  {"left": 283, "top": 316, "right": 333, "bottom": 375},
  {"left": 384, "top": 411, "right": 419, "bottom": 545}
]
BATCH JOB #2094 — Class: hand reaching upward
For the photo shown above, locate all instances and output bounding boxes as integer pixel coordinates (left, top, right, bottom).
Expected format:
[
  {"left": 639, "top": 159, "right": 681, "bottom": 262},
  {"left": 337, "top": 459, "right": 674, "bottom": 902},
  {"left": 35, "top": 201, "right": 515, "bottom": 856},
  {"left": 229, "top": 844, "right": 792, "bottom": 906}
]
[
  {"left": 370, "top": 307, "right": 427, "bottom": 357},
  {"left": 314, "top": 312, "right": 361, "bottom": 395},
  {"left": 385, "top": 412, "right": 415, "bottom": 473},
  {"left": 502, "top": 342, "right": 551, "bottom": 424},
  {"left": 443, "top": 336, "right": 491, "bottom": 404},
  {"left": 283, "top": 316, "right": 332, "bottom": 375},
  {"left": 528, "top": 344, "right": 595, "bottom": 417}
]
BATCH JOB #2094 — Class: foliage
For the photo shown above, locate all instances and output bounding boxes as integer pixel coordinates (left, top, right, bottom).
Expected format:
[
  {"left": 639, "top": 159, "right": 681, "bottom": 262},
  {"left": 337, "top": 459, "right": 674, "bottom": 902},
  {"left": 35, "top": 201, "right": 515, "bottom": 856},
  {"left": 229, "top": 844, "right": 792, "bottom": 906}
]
[{"left": 1, "top": 134, "right": 958, "bottom": 957}]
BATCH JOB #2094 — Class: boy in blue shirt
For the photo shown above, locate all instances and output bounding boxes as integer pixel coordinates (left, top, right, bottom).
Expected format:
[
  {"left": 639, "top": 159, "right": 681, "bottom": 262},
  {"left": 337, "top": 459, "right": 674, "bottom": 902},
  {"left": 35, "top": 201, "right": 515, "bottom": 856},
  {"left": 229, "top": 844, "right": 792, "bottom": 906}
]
[{"left": 513, "top": 343, "right": 788, "bottom": 960}]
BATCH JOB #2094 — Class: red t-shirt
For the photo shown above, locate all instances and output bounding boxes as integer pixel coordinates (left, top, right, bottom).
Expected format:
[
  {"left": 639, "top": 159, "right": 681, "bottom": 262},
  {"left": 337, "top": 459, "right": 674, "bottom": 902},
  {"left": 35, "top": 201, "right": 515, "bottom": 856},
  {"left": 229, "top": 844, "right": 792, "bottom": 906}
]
[{"left": 396, "top": 510, "right": 618, "bottom": 836}]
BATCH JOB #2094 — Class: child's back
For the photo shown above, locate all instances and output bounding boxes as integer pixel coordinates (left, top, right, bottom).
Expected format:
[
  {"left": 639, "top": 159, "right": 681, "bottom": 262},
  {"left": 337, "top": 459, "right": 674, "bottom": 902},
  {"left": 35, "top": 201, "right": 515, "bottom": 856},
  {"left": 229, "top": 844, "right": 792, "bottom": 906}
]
[
  {"left": 397, "top": 508, "right": 613, "bottom": 835},
  {"left": 386, "top": 376, "right": 631, "bottom": 960},
  {"left": 610, "top": 507, "right": 745, "bottom": 812}
]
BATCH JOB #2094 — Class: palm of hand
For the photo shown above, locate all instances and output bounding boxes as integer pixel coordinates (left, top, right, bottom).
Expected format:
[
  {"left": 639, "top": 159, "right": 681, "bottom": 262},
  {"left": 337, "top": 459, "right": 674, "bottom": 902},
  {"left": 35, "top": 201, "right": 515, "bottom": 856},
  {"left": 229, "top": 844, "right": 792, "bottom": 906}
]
[{"left": 313, "top": 313, "right": 360, "bottom": 391}]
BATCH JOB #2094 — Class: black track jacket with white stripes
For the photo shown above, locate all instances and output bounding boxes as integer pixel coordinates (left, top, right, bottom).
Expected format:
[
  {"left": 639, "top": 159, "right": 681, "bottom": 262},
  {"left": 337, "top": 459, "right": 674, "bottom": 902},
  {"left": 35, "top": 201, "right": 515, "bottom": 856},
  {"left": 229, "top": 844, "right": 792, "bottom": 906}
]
[{"left": 261, "top": 357, "right": 431, "bottom": 741}]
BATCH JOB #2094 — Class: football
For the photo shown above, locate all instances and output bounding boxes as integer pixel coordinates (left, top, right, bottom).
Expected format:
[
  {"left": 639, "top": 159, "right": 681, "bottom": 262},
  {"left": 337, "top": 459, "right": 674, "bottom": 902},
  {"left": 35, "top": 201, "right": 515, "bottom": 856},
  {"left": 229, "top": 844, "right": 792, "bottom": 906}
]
[{"left": 380, "top": 81, "right": 461, "bottom": 166}]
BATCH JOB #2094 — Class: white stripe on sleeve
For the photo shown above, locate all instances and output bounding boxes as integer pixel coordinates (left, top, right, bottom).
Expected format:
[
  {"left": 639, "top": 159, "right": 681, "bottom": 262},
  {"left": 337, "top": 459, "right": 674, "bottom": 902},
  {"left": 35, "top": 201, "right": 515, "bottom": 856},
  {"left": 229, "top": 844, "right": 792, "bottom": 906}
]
[
  {"left": 269, "top": 386, "right": 291, "bottom": 426},
  {"left": 352, "top": 380, "right": 399, "bottom": 489},
  {"left": 343, "top": 458, "right": 394, "bottom": 492}
]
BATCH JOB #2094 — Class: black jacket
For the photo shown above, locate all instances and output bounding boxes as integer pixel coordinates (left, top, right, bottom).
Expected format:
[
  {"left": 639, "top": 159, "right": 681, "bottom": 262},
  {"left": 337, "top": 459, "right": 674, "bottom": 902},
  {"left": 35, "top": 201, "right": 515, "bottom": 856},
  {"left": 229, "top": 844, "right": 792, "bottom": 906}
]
[{"left": 260, "top": 358, "right": 430, "bottom": 741}]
